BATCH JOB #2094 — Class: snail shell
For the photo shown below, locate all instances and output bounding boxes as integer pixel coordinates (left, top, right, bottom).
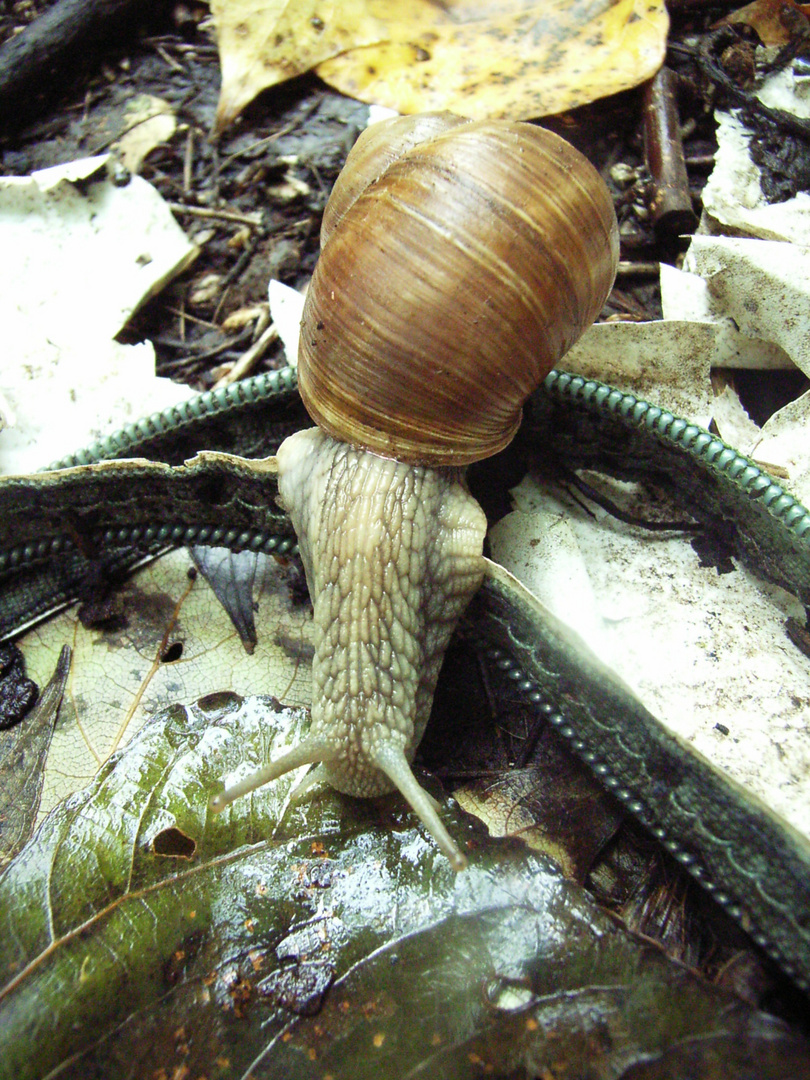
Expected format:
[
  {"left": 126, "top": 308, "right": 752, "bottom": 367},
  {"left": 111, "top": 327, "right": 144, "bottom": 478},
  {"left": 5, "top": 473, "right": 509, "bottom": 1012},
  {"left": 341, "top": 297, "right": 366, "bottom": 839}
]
[{"left": 298, "top": 113, "right": 619, "bottom": 467}]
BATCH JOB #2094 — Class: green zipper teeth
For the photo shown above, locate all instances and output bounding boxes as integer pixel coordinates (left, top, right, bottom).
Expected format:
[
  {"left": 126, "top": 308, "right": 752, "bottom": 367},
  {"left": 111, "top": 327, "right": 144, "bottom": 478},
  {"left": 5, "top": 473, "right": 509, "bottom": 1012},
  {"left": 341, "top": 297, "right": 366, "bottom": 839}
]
[
  {"left": 41, "top": 363, "right": 810, "bottom": 544},
  {"left": 544, "top": 370, "right": 810, "bottom": 540},
  {"left": 483, "top": 643, "right": 805, "bottom": 991},
  {"left": 2, "top": 364, "right": 809, "bottom": 990},
  {"left": 0, "top": 528, "right": 297, "bottom": 574},
  {"left": 45, "top": 366, "right": 299, "bottom": 470}
]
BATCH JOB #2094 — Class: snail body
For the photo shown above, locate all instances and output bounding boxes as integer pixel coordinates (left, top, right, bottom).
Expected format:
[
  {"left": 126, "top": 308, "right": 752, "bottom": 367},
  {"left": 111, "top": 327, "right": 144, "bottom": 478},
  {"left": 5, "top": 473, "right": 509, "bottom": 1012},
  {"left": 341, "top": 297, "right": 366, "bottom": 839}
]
[{"left": 210, "top": 114, "right": 619, "bottom": 869}]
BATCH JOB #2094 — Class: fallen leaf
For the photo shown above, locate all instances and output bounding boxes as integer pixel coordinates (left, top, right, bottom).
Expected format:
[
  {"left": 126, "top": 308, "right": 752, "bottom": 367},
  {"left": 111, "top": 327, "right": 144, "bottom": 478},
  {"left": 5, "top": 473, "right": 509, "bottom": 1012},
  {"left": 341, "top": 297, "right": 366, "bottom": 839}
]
[
  {"left": 210, "top": 0, "right": 396, "bottom": 131},
  {"left": 15, "top": 548, "right": 312, "bottom": 824},
  {"left": 454, "top": 763, "right": 622, "bottom": 882},
  {"left": 717, "top": 0, "right": 810, "bottom": 46},
  {"left": 317, "top": 0, "right": 669, "bottom": 122},
  {"left": 489, "top": 471, "right": 810, "bottom": 844},
  {"left": 110, "top": 94, "right": 177, "bottom": 173},
  {"left": 702, "top": 66, "right": 810, "bottom": 241},
  {"left": 660, "top": 74, "right": 810, "bottom": 500},
  {"left": 684, "top": 236, "right": 810, "bottom": 378},
  {"left": 749, "top": 390, "right": 810, "bottom": 507},
  {"left": 660, "top": 261, "right": 795, "bottom": 370},
  {"left": 712, "top": 382, "right": 768, "bottom": 448},
  {"left": 0, "top": 646, "right": 69, "bottom": 870},
  {"left": 269, "top": 278, "right": 304, "bottom": 366},
  {"left": 0, "top": 157, "right": 197, "bottom": 474},
  {"left": 560, "top": 319, "right": 715, "bottom": 425},
  {"left": 211, "top": 0, "right": 668, "bottom": 130}
]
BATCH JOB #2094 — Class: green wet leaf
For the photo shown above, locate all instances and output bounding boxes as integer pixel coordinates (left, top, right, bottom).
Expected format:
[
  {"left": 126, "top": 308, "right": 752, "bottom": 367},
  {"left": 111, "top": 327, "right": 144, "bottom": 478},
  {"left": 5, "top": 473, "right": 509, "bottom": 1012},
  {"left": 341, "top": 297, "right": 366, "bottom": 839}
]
[{"left": 0, "top": 694, "right": 807, "bottom": 1080}]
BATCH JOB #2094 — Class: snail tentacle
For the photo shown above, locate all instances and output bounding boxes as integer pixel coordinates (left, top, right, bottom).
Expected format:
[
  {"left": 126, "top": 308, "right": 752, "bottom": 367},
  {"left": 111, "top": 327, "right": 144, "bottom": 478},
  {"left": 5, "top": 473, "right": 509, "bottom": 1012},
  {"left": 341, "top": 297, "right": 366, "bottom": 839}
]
[
  {"left": 370, "top": 736, "right": 468, "bottom": 871},
  {"left": 208, "top": 734, "right": 336, "bottom": 813}
]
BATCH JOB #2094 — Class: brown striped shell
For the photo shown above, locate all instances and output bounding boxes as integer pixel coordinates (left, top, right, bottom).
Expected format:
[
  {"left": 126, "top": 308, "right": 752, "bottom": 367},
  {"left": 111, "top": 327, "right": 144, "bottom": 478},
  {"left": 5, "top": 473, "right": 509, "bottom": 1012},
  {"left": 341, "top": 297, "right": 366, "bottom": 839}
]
[{"left": 298, "top": 113, "right": 619, "bottom": 467}]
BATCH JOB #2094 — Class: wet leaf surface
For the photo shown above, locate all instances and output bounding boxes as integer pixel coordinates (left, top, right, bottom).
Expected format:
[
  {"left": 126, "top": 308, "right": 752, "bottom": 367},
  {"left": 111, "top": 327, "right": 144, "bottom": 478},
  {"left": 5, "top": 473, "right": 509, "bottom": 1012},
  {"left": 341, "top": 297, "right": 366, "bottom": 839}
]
[{"left": 0, "top": 693, "right": 807, "bottom": 1080}]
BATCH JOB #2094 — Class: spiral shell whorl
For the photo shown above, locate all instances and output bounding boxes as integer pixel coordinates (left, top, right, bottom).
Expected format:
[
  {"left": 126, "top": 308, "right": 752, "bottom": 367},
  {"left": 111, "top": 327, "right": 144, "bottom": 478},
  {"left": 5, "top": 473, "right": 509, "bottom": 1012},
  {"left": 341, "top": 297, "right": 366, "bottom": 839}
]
[{"left": 299, "top": 115, "right": 619, "bottom": 467}]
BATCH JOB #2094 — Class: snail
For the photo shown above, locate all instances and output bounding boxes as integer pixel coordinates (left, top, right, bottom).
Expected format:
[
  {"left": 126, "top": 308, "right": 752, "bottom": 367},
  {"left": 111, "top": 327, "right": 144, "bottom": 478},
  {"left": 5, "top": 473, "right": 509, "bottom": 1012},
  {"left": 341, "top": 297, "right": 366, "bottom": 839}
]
[{"left": 210, "top": 113, "right": 619, "bottom": 870}]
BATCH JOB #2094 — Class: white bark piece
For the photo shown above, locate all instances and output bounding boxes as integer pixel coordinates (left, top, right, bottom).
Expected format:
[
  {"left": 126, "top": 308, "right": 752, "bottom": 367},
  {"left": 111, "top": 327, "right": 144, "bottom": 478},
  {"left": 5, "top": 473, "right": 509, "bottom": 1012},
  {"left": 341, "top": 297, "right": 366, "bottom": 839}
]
[
  {"left": 268, "top": 278, "right": 305, "bottom": 367},
  {"left": 702, "top": 67, "right": 810, "bottom": 242},
  {"left": 562, "top": 320, "right": 714, "bottom": 426},
  {"left": 491, "top": 475, "right": 810, "bottom": 842},
  {"left": 685, "top": 235, "right": 810, "bottom": 377},
  {"left": 754, "top": 390, "right": 810, "bottom": 508},
  {"left": 659, "top": 262, "right": 794, "bottom": 370},
  {"left": 0, "top": 156, "right": 198, "bottom": 473},
  {"left": 489, "top": 487, "right": 614, "bottom": 663},
  {"left": 711, "top": 384, "right": 763, "bottom": 451}
]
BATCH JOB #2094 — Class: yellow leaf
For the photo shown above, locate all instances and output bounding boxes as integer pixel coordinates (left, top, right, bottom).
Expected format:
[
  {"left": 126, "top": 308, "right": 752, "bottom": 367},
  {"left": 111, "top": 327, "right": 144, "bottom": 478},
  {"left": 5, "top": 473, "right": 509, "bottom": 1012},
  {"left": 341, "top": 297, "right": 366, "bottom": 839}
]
[
  {"left": 211, "top": 0, "right": 417, "bottom": 132},
  {"left": 317, "top": 0, "right": 669, "bottom": 120},
  {"left": 211, "top": 0, "right": 668, "bottom": 131}
]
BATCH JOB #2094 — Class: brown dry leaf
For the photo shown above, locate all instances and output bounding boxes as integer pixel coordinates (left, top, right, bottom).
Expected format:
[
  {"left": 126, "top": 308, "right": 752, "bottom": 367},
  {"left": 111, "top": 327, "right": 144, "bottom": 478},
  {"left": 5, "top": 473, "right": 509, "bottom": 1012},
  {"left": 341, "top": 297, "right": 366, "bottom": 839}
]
[
  {"left": 111, "top": 94, "right": 176, "bottom": 173},
  {"left": 717, "top": 0, "right": 810, "bottom": 46},
  {"left": 212, "top": 0, "right": 668, "bottom": 130}
]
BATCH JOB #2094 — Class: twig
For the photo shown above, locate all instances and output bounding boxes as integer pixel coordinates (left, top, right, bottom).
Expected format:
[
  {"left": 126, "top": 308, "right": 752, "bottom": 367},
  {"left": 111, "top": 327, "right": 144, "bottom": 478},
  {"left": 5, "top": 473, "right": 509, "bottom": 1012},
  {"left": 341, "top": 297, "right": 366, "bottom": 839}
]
[
  {"left": 212, "top": 324, "right": 280, "bottom": 388},
  {"left": 643, "top": 66, "right": 698, "bottom": 238},
  {"left": 670, "top": 34, "right": 810, "bottom": 142},
  {"left": 563, "top": 471, "right": 703, "bottom": 533},
  {"left": 684, "top": 152, "right": 716, "bottom": 170},
  {"left": 156, "top": 323, "right": 258, "bottom": 369},
  {"left": 90, "top": 108, "right": 174, "bottom": 155},
  {"left": 152, "top": 40, "right": 185, "bottom": 74},
  {"left": 162, "top": 307, "right": 223, "bottom": 333},
  {"left": 183, "top": 128, "right": 194, "bottom": 197},
  {"left": 168, "top": 203, "right": 263, "bottom": 228},
  {"left": 0, "top": 0, "right": 170, "bottom": 135},
  {"left": 616, "top": 260, "right": 660, "bottom": 277}
]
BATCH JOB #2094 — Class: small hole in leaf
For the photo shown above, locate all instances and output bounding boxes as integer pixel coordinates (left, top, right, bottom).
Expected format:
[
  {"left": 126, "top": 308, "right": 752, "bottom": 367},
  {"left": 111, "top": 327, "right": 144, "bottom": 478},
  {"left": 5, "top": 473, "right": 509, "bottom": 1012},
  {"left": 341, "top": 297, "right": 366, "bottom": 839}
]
[
  {"left": 152, "top": 827, "right": 197, "bottom": 859},
  {"left": 161, "top": 641, "right": 184, "bottom": 663},
  {"left": 197, "top": 690, "right": 241, "bottom": 715}
]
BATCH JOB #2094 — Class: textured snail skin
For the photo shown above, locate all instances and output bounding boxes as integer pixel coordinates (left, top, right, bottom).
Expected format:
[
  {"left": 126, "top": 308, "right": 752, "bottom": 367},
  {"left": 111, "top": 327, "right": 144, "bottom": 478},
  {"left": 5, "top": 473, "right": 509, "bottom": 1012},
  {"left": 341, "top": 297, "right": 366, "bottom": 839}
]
[{"left": 211, "top": 428, "right": 486, "bottom": 870}]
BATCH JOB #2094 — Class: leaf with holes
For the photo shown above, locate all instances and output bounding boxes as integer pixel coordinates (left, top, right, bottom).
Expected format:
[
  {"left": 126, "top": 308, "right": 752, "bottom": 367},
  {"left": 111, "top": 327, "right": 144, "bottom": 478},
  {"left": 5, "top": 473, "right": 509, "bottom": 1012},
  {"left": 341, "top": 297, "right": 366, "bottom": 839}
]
[{"left": 12, "top": 548, "right": 312, "bottom": 828}]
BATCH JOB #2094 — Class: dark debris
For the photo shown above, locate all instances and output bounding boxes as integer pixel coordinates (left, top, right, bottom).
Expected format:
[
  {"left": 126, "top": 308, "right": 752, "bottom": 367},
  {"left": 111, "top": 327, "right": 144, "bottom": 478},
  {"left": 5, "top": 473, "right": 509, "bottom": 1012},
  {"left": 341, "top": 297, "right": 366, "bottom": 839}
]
[{"left": 0, "top": 643, "right": 37, "bottom": 729}]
